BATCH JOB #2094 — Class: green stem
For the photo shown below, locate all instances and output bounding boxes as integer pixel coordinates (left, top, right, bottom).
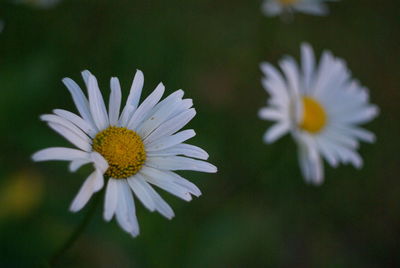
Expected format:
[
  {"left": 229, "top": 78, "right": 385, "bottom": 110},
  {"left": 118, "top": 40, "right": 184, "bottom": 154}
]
[{"left": 50, "top": 190, "right": 102, "bottom": 266}]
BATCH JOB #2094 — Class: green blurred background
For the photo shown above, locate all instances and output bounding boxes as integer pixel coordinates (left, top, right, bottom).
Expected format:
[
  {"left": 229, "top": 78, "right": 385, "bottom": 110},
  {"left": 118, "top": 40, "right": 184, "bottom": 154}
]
[{"left": 1, "top": 0, "right": 399, "bottom": 267}]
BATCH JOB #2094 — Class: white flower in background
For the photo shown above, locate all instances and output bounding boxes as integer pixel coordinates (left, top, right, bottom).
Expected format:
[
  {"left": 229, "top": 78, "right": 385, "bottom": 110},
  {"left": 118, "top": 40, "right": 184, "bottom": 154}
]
[
  {"left": 14, "top": 0, "right": 61, "bottom": 9},
  {"left": 259, "top": 43, "right": 378, "bottom": 185},
  {"left": 33, "top": 70, "right": 217, "bottom": 237},
  {"left": 261, "top": 0, "right": 336, "bottom": 17}
]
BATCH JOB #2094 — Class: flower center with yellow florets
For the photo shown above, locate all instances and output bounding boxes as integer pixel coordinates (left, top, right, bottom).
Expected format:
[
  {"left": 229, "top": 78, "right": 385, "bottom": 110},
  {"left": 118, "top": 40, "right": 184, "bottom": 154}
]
[
  {"left": 299, "top": 97, "right": 327, "bottom": 134},
  {"left": 92, "top": 126, "right": 146, "bottom": 179}
]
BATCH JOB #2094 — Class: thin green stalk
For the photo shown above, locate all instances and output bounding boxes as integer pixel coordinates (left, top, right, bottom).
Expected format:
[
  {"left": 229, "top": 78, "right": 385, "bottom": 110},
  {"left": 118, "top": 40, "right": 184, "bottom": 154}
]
[{"left": 49, "top": 190, "right": 102, "bottom": 266}]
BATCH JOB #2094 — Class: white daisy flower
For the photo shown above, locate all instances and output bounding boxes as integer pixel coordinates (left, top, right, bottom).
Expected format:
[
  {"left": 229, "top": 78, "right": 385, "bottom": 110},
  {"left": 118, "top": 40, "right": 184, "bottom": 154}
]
[
  {"left": 261, "top": 0, "right": 337, "bottom": 17},
  {"left": 33, "top": 70, "right": 217, "bottom": 237},
  {"left": 259, "top": 43, "right": 379, "bottom": 185}
]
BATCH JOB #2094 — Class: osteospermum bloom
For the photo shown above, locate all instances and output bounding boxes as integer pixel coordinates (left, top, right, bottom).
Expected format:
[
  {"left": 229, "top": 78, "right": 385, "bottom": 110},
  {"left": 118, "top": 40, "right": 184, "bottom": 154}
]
[
  {"left": 33, "top": 70, "right": 217, "bottom": 236},
  {"left": 261, "top": 0, "right": 336, "bottom": 17},
  {"left": 259, "top": 43, "right": 378, "bottom": 185}
]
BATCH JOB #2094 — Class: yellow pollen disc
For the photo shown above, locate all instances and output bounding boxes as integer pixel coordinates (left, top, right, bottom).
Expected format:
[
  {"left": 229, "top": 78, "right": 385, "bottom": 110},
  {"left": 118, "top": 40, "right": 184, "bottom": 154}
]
[
  {"left": 92, "top": 126, "right": 146, "bottom": 179},
  {"left": 279, "top": 0, "right": 298, "bottom": 6},
  {"left": 299, "top": 97, "right": 327, "bottom": 134}
]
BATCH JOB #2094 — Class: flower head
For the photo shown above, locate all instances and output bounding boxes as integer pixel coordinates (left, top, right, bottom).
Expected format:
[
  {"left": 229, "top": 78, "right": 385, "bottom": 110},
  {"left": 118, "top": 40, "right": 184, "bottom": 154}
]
[
  {"left": 259, "top": 43, "right": 378, "bottom": 185},
  {"left": 33, "top": 70, "right": 217, "bottom": 236},
  {"left": 261, "top": 0, "right": 337, "bottom": 17}
]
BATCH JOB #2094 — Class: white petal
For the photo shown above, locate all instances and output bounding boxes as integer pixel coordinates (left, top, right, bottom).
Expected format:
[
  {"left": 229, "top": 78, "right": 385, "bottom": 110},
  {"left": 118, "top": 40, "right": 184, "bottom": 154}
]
[
  {"left": 32, "top": 147, "right": 89, "bottom": 162},
  {"left": 87, "top": 74, "right": 109, "bottom": 131},
  {"left": 139, "top": 167, "right": 193, "bottom": 201},
  {"left": 261, "top": 1, "right": 283, "bottom": 16},
  {"left": 127, "top": 82, "right": 165, "bottom": 130},
  {"left": 167, "top": 171, "right": 202, "bottom": 197},
  {"left": 301, "top": 42, "right": 315, "bottom": 92},
  {"left": 260, "top": 62, "right": 289, "bottom": 105},
  {"left": 136, "top": 90, "right": 184, "bottom": 138},
  {"left": 103, "top": 178, "right": 118, "bottom": 221},
  {"left": 315, "top": 137, "right": 339, "bottom": 168},
  {"left": 69, "top": 169, "right": 103, "bottom": 212},
  {"left": 115, "top": 180, "right": 139, "bottom": 237},
  {"left": 127, "top": 174, "right": 156, "bottom": 212},
  {"left": 62, "top": 77, "right": 95, "bottom": 127},
  {"left": 146, "top": 129, "right": 196, "bottom": 151},
  {"left": 145, "top": 156, "right": 217, "bottom": 173},
  {"left": 262, "top": 121, "right": 290, "bottom": 144},
  {"left": 144, "top": 108, "right": 196, "bottom": 144},
  {"left": 90, "top": 151, "right": 109, "bottom": 174},
  {"left": 338, "top": 125, "right": 376, "bottom": 143},
  {"left": 279, "top": 56, "right": 301, "bottom": 96},
  {"left": 322, "top": 127, "right": 359, "bottom": 149},
  {"left": 41, "top": 114, "right": 91, "bottom": 143},
  {"left": 69, "top": 158, "right": 92, "bottom": 172},
  {"left": 147, "top": 143, "right": 209, "bottom": 160},
  {"left": 297, "top": 135, "right": 324, "bottom": 185},
  {"left": 295, "top": 2, "right": 328, "bottom": 16},
  {"left": 53, "top": 109, "right": 97, "bottom": 137},
  {"left": 258, "top": 108, "right": 283, "bottom": 121},
  {"left": 108, "top": 77, "right": 122, "bottom": 126},
  {"left": 119, "top": 70, "right": 144, "bottom": 125},
  {"left": 335, "top": 145, "right": 363, "bottom": 168},
  {"left": 336, "top": 106, "right": 379, "bottom": 125},
  {"left": 47, "top": 122, "right": 92, "bottom": 151},
  {"left": 81, "top": 70, "right": 92, "bottom": 84},
  {"left": 167, "top": 98, "right": 193, "bottom": 120},
  {"left": 300, "top": 148, "right": 324, "bottom": 186},
  {"left": 128, "top": 175, "right": 174, "bottom": 219}
]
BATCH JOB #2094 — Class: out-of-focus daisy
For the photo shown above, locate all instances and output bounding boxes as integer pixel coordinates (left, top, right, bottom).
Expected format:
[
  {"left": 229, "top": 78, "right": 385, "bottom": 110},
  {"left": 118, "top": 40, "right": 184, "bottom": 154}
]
[
  {"left": 259, "top": 43, "right": 378, "bottom": 185},
  {"left": 14, "top": 0, "right": 62, "bottom": 9},
  {"left": 33, "top": 70, "right": 217, "bottom": 237},
  {"left": 261, "top": 0, "right": 336, "bottom": 17}
]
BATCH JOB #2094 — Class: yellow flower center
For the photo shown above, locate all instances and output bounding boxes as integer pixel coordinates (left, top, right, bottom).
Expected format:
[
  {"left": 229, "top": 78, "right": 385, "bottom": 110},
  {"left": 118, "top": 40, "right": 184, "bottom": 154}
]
[
  {"left": 299, "top": 97, "right": 327, "bottom": 134},
  {"left": 279, "top": 0, "right": 298, "bottom": 6},
  {"left": 92, "top": 126, "right": 146, "bottom": 179}
]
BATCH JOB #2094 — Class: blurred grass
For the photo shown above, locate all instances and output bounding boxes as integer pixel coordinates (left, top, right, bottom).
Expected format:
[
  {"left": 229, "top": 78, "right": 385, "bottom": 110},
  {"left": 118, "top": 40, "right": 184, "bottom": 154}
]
[{"left": 0, "top": 0, "right": 399, "bottom": 267}]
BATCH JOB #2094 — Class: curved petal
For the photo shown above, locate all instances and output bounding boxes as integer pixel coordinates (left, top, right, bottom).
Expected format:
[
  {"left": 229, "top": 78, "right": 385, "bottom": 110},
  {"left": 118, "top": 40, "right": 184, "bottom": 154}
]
[
  {"left": 128, "top": 175, "right": 174, "bottom": 219},
  {"left": 147, "top": 143, "right": 209, "bottom": 160},
  {"left": 146, "top": 129, "right": 196, "bottom": 152},
  {"left": 47, "top": 122, "right": 92, "bottom": 152},
  {"left": 262, "top": 121, "right": 290, "bottom": 144},
  {"left": 144, "top": 108, "right": 196, "bottom": 144},
  {"left": 115, "top": 180, "right": 140, "bottom": 237},
  {"left": 136, "top": 90, "right": 184, "bottom": 138},
  {"left": 139, "top": 167, "right": 193, "bottom": 201},
  {"left": 119, "top": 70, "right": 144, "bottom": 125},
  {"left": 41, "top": 114, "right": 91, "bottom": 142},
  {"left": 69, "top": 169, "right": 103, "bottom": 212},
  {"left": 62, "top": 77, "right": 95, "bottom": 128},
  {"left": 53, "top": 109, "right": 97, "bottom": 137},
  {"left": 109, "top": 77, "right": 122, "bottom": 126},
  {"left": 87, "top": 74, "right": 109, "bottom": 131},
  {"left": 69, "top": 158, "right": 92, "bottom": 172},
  {"left": 127, "top": 82, "right": 165, "bottom": 130},
  {"left": 145, "top": 156, "right": 217, "bottom": 173},
  {"left": 103, "top": 178, "right": 119, "bottom": 221},
  {"left": 32, "top": 147, "right": 89, "bottom": 162}
]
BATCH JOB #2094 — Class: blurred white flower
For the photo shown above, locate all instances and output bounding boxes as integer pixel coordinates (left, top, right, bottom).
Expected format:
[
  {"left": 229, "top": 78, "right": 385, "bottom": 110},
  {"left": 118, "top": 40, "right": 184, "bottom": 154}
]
[
  {"left": 261, "top": 0, "right": 336, "bottom": 17},
  {"left": 259, "top": 43, "right": 378, "bottom": 185},
  {"left": 14, "top": 0, "right": 62, "bottom": 9},
  {"left": 33, "top": 70, "right": 217, "bottom": 237}
]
